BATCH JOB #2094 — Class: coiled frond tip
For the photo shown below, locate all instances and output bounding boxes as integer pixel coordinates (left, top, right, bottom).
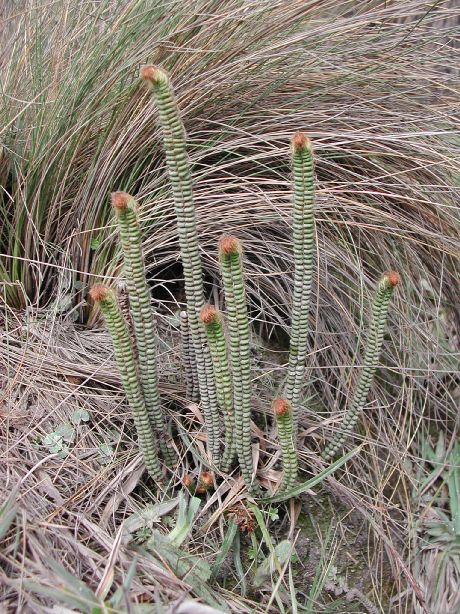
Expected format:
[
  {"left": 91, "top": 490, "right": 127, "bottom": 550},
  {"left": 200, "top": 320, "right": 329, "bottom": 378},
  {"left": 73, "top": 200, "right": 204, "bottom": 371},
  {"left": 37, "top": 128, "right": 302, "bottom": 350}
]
[
  {"left": 218, "top": 235, "right": 242, "bottom": 257},
  {"left": 382, "top": 271, "right": 400, "bottom": 288},
  {"left": 89, "top": 284, "right": 111, "bottom": 303},
  {"left": 291, "top": 131, "right": 312, "bottom": 153},
  {"left": 272, "top": 397, "right": 291, "bottom": 417},
  {"left": 200, "top": 304, "right": 219, "bottom": 325},
  {"left": 111, "top": 191, "right": 132, "bottom": 211},
  {"left": 140, "top": 64, "right": 169, "bottom": 86}
]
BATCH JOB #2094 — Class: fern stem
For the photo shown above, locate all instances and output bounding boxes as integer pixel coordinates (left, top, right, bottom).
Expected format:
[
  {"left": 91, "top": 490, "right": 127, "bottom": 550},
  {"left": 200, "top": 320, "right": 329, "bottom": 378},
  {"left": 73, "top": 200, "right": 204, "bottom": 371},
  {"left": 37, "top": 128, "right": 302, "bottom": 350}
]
[
  {"left": 140, "top": 65, "right": 220, "bottom": 463},
  {"left": 273, "top": 398, "right": 298, "bottom": 491},
  {"left": 322, "top": 272, "right": 400, "bottom": 461},
  {"left": 111, "top": 192, "right": 175, "bottom": 465},
  {"left": 284, "top": 133, "right": 315, "bottom": 435},
  {"left": 200, "top": 305, "right": 236, "bottom": 471},
  {"left": 89, "top": 285, "right": 163, "bottom": 483},
  {"left": 180, "top": 311, "right": 199, "bottom": 402},
  {"left": 219, "top": 236, "right": 261, "bottom": 494}
]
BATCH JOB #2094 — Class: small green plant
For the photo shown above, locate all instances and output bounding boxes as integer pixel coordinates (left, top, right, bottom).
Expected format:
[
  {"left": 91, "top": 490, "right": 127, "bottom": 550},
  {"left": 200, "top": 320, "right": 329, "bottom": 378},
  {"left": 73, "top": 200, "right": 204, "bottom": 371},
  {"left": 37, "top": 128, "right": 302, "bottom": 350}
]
[
  {"left": 43, "top": 422, "right": 75, "bottom": 457},
  {"left": 22, "top": 556, "right": 140, "bottom": 614},
  {"left": 97, "top": 442, "right": 113, "bottom": 465},
  {"left": 412, "top": 434, "right": 460, "bottom": 614},
  {"left": 90, "top": 66, "right": 400, "bottom": 495},
  {"left": 71, "top": 408, "right": 90, "bottom": 425}
]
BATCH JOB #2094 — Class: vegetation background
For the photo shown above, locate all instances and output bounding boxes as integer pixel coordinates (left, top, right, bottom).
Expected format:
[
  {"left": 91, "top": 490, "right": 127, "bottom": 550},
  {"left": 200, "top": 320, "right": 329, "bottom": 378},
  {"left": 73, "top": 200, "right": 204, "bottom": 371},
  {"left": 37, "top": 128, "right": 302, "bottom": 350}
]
[{"left": 0, "top": 1, "right": 459, "bottom": 613}]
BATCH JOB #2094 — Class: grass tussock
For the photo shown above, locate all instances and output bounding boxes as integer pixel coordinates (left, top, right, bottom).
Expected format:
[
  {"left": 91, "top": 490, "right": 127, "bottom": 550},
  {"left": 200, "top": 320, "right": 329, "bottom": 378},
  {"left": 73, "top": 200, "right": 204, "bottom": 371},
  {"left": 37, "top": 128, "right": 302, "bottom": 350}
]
[{"left": 1, "top": 1, "right": 459, "bottom": 612}]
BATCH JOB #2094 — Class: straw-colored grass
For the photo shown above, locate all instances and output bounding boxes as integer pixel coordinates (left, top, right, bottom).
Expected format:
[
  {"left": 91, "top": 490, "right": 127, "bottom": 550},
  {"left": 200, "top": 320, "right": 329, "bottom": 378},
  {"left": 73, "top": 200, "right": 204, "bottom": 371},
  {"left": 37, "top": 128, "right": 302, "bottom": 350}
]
[{"left": 1, "top": 1, "right": 459, "bottom": 612}]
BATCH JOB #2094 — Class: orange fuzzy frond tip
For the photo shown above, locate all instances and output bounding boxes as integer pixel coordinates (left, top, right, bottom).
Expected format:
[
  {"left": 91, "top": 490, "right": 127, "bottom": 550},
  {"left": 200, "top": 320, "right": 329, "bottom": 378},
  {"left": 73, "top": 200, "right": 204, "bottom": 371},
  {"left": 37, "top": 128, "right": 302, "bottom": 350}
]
[
  {"left": 89, "top": 284, "right": 111, "bottom": 302},
  {"left": 272, "top": 397, "right": 291, "bottom": 417},
  {"left": 196, "top": 471, "right": 214, "bottom": 494},
  {"left": 139, "top": 64, "right": 168, "bottom": 85},
  {"left": 111, "top": 191, "right": 132, "bottom": 211},
  {"left": 182, "top": 474, "right": 194, "bottom": 489},
  {"left": 198, "top": 471, "right": 214, "bottom": 491},
  {"left": 200, "top": 304, "right": 219, "bottom": 325},
  {"left": 291, "top": 131, "right": 312, "bottom": 152},
  {"left": 383, "top": 271, "right": 401, "bottom": 288},
  {"left": 218, "top": 235, "right": 242, "bottom": 256}
]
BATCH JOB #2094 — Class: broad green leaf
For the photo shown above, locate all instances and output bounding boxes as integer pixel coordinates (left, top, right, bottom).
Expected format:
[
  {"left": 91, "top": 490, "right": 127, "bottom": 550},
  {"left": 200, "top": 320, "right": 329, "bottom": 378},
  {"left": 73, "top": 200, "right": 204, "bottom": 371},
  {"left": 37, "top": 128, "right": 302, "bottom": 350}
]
[
  {"left": 47, "top": 558, "right": 99, "bottom": 602},
  {"left": 97, "top": 443, "right": 113, "bottom": 464},
  {"left": 90, "top": 236, "right": 101, "bottom": 250},
  {"left": 23, "top": 580, "right": 99, "bottom": 612},
  {"left": 43, "top": 432, "right": 64, "bottom": 454}
]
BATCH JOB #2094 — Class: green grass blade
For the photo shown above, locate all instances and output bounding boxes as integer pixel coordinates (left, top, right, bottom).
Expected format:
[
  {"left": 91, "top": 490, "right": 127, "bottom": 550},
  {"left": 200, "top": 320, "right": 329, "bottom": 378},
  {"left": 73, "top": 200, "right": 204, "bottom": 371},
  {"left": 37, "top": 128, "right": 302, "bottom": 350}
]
[
  {"left": 261, "top": 448, "right": 360, "bottom": 503},
  {"left": 0, "top": 502, "right": 17, "bottom": 541},
  {"left": 211, "top": 518, "right": 238, "bottom": 579}
]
